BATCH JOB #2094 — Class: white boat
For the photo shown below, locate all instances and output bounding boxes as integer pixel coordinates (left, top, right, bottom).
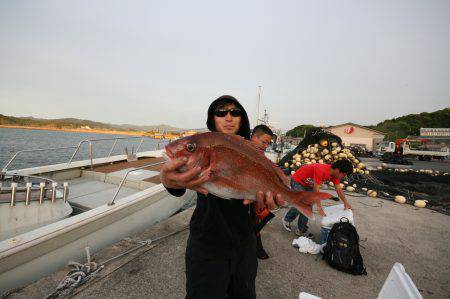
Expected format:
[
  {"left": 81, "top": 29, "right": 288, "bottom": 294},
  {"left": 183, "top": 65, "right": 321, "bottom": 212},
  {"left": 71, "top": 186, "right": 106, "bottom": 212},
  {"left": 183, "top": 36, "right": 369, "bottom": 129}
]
[{"left": 0, "top": 137, "right": 195, "bottom": 293}]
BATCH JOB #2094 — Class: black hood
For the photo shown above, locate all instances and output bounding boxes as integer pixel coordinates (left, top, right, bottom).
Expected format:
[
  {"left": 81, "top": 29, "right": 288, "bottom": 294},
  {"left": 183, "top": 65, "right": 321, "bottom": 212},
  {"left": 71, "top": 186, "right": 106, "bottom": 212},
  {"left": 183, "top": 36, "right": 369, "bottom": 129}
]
[{"left": 206, "top": 95, "right": 251, "bottom": 140}]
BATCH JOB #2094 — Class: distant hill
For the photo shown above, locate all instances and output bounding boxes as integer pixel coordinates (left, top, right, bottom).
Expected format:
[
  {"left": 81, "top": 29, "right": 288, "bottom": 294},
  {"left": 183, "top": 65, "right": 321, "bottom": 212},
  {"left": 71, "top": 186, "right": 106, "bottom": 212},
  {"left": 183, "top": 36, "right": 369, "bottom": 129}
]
[
  {"left": 285, "top": 125, "right": 316, "bottom": 138},
  {"left": 0, "top": 114, "right": 185, "bottom": 132},
  {"left": 286, "top": 108, "right": 450, "bottom": 140},
  {"left": 368, "top": 108, "right": 450, "bottom": 140}
]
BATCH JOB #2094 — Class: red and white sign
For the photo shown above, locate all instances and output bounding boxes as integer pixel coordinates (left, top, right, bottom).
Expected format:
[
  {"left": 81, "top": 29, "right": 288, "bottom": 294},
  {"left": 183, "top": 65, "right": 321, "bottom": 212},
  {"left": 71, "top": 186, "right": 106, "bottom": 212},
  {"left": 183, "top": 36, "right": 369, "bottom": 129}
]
[{"left": 344, "top": 127, "right": 355, "bottom": 134}]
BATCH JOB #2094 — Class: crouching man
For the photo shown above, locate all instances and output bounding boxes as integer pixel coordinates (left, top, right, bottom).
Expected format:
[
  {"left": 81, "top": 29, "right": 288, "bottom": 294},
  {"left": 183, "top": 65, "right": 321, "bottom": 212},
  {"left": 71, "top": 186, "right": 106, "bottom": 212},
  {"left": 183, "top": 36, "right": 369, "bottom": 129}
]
[{"left": 282, "top": 159, "right": 354, "bottom": 236}]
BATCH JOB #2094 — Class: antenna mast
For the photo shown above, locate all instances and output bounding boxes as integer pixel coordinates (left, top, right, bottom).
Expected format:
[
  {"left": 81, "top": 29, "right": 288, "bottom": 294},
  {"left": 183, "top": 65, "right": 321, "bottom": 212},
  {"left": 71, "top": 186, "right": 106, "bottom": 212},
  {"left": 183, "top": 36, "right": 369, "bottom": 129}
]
[{"left": 256, "top": 86, "right": 261, "bottom": 125}]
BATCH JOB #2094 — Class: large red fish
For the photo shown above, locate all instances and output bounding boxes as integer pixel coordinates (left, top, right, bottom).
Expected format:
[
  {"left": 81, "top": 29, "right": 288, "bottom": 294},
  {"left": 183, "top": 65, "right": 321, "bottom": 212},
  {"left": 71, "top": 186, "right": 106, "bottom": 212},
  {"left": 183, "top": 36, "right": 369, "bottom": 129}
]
[{"left": 165, "top": 132, "right": 332, "bottom": 217}]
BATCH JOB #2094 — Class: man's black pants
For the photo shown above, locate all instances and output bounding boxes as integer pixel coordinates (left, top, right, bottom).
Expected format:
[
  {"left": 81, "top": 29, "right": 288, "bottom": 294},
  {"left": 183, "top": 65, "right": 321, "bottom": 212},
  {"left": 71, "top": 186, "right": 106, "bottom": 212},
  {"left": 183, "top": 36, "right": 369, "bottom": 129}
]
[{"left": 185, "top": 248, "right": 257, "bottom": 298}]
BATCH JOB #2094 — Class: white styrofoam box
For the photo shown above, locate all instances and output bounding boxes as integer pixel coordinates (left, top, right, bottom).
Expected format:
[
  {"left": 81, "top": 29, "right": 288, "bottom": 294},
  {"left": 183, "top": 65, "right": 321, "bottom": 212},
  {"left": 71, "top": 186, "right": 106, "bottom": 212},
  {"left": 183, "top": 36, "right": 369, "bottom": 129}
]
[
  {"left": 377, "top": 263, "right": 423, "bottom": 299},
  {"left": 299, "top": 292, "right": 322, "bottom": 299},
  {"left": 320, "top": 204, "right": 354, "bottom": 228}
]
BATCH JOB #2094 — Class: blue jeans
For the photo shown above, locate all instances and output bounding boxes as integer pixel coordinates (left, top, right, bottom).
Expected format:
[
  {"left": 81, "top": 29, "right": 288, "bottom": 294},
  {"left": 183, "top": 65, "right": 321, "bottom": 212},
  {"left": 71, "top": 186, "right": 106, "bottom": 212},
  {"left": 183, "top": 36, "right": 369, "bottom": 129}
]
[{"left": 284, "top": 179, "right": 311, "bottom": 233}]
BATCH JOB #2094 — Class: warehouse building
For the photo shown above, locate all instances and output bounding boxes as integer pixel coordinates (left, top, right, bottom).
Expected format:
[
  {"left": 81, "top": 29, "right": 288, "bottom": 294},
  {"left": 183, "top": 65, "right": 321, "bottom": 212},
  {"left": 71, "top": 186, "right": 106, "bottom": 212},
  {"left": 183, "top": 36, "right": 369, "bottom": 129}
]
[{"left": 326, "top": 123, "right": 386, "bottom": 151}]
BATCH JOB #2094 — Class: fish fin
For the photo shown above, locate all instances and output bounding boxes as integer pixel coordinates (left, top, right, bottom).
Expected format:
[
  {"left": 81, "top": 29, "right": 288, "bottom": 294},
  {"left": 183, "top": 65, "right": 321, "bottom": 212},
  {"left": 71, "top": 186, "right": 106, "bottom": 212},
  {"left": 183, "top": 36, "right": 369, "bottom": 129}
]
[
  {"left": 289, "top": 191, "right": 333, "bottom": 219},
  {"left": 199, "top": 167, "right": 211, "bottom": 179},
  {"left": 248, "top": 141, "right": 265, "bottom": 151},
  {"left": 296, "top": 191, "right": 333, "bottom": 205},
  {"left": 273, "top": 165, "right": 290, "bottom": 187},
  {"left": 193, "top": 186, "right": 209, "bottom": 195},
  {"left": 290, "top": 201, "right": 314, "bottom": 218}
]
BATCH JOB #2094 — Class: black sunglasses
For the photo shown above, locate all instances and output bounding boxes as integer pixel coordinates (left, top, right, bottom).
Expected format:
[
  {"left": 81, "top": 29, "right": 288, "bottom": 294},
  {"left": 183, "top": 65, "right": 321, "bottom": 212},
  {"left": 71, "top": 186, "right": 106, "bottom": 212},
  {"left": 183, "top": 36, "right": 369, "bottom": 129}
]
[{"left": 214, "top": 108, "right": 242, "bottom": 117}]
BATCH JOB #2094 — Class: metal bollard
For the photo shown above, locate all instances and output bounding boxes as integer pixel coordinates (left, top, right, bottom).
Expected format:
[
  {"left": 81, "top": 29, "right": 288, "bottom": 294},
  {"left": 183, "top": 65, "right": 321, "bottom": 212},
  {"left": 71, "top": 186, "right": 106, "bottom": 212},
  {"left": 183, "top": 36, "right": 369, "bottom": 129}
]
[
  {"left": 63, "top": 182, "right": 69, "bottom": 202},
  {"left": 10, "top": 182, "right": 18, "bottom": 207},
  {"left": 51, "top": 182, "right": 57, "bottom": 203},
  {"left": 39, "top": 182, "right": 45, "bottom": 204},
  {"left": 25, "top": 182, "right": 32, "bottom": 206}
]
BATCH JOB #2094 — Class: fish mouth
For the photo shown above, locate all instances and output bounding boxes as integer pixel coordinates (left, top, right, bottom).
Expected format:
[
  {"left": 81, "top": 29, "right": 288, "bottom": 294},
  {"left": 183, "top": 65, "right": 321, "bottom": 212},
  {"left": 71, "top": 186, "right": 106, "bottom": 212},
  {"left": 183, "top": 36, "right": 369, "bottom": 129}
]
[{"left": 164, "top": 146, "right": 174, "bottom": 160}]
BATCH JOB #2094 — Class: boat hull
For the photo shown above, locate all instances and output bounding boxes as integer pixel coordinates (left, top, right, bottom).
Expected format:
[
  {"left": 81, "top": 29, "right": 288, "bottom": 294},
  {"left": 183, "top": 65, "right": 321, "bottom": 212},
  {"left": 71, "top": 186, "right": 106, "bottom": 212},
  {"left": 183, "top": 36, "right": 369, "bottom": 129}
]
[{"left": 0, "top": 185, "right": 195, "bottom": 293}]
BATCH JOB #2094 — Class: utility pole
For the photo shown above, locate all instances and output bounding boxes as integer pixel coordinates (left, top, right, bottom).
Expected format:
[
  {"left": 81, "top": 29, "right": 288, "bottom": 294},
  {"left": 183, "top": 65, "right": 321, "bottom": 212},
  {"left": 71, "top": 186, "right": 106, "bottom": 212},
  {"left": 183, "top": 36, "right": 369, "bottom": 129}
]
[{"left": 256, "top": 86, "right": 261, "bottom": 125}]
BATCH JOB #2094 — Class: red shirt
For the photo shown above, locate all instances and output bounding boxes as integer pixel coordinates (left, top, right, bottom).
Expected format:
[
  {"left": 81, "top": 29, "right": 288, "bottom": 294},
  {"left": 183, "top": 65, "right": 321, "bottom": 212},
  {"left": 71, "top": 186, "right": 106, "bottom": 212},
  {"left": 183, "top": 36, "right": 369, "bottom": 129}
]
[{"left": 292, "top": 164, "right": 340, "bottom": 187}]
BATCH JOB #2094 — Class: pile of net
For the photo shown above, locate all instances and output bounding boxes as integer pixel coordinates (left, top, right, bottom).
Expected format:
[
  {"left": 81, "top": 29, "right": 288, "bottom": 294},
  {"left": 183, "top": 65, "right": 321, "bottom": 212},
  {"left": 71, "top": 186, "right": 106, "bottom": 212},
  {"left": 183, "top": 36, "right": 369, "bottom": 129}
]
[
  {"left": 279, "top": 128, "right": 370, "bottom": 175},
  {"left": 336, "top": 169, "right": 450, "bottom": 215},
  {"left": 278, "top": 128, "right": 449, "bottom": 215}
]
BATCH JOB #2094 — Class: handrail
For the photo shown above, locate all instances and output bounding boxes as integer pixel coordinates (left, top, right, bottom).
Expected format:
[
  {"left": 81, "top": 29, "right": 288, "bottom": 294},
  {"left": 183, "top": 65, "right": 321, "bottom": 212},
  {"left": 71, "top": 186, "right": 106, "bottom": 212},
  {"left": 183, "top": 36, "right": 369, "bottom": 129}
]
[
  {"left": 68, "top": 136, "right": 148, "bottom": 165},
  {"left": 2, "top": 146, "right": 78, "bottom": 173},
  {"left": 2, "top": 136, "right": 169, "bottom": 173},
  {"left": 108, "top": 161, "right": 167, "bottom": 206}
]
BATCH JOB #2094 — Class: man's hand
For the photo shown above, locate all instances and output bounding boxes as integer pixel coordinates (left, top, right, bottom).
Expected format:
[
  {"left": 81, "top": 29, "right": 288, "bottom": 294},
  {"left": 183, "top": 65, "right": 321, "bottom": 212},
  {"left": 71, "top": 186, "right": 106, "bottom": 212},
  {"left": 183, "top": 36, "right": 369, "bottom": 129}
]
[
  {"left": 160, "top": 157, "right": 210, "bottom": 194},
  {"left": 344, "top": 203, "right": 353, "bottom": 211},
  {"left": 335, "top": 184, "right": 353, "bottom": 212},
  {"left": 243, "top": 191, "right": 285, "bottom": 210}
]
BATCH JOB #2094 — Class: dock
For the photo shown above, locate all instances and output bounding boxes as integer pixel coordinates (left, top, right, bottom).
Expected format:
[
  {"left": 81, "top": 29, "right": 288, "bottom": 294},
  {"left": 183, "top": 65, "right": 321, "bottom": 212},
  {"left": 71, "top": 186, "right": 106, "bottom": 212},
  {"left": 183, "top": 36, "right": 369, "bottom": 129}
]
[{"left": 6, "top": 191, "right": 450, "bottom": 299}]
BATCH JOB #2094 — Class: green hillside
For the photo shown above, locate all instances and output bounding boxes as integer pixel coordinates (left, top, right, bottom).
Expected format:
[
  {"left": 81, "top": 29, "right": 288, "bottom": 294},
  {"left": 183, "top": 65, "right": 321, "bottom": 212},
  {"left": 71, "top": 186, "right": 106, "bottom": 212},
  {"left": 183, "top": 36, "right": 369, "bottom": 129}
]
[
  {"left": 285, "top": 125, "right": 316, "bottom": 138},
  {"left": 0, "top": 114, "right": 183, "bottom": 132},
  {"left": 368, "top": 108, "right": 450, "bottom": 140}
]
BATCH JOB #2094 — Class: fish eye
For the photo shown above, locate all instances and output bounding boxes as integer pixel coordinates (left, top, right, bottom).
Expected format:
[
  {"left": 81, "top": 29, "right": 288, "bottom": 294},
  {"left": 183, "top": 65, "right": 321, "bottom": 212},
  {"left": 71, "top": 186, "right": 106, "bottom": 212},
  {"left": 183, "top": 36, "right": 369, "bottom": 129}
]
[{"left": 186, "top": 143, "right": 196, "bottom": 152}]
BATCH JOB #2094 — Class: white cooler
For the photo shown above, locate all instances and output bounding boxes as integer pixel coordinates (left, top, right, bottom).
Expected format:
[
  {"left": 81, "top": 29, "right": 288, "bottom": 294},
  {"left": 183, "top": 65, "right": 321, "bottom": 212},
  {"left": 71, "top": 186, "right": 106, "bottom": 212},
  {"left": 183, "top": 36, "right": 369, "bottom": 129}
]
[{"left": 320, "top": 204, "right": 354, "bottom": 244}]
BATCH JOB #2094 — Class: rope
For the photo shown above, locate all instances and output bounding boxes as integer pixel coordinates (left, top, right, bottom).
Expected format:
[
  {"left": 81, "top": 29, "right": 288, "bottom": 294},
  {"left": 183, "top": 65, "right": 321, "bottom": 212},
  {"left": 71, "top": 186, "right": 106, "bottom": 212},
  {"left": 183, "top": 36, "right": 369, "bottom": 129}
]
[
  {"left": 45, "top": 247, "right": 104, "bottom": 299},
  {"left": 43, "top": 225, "right": 189, "bottom": 299},
  {"left": 101, "top": 225, "right": 188, "bottom": 265},
  {"left": 0, "top": 287, "right": 24, "bottom": 299}
]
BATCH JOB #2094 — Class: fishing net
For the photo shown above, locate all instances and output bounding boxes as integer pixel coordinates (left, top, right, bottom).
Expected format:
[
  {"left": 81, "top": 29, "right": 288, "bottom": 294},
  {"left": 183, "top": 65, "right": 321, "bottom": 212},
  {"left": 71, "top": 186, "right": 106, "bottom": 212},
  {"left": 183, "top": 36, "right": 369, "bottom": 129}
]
[
  {"left": 279, "top": 128, "right": 342, "bottom": 167},
  {"left": 278, "top": 127, "right": 450, "bottom": 215},
  {"left": 279, "top": 128, "right": 369, "bottom": 175},
  {"left": 345, "top": 170, "right": 450, "bottom": 215}
]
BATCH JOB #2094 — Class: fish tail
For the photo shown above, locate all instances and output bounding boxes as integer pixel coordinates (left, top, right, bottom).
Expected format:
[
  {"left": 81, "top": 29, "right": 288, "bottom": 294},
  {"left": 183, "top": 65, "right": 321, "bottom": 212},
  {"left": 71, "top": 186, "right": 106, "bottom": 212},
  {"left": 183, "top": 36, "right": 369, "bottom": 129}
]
[
  {"left": 289, "top": 191, "right": 333, "bottom": 218},
  {"left": 289, "top": 200, "right": 314, "bottom": 218}
]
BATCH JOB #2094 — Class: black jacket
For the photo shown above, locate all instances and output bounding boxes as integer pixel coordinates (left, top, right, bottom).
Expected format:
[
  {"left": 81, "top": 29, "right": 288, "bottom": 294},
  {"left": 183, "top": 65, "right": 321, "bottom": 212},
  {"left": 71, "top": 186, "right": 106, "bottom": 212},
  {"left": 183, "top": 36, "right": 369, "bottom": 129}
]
[
  {"left": 168, "top": 188, "right": 256, "bottom": 259},
  {"left": 166, "top": 95, "right": 255, "bottom": 259}
]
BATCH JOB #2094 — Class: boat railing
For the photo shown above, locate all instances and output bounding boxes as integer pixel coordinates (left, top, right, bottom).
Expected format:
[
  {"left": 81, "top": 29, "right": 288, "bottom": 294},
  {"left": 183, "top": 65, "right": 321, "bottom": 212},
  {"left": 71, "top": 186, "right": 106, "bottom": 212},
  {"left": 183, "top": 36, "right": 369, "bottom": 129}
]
[
  {"left": 0, "top": 174, "right": 69, "bottom": 206},
  {"left": 108, "top": 161, "right": 167, "bottom": 206},
  {"left": 1, "top": 136, "right": 169, "bottom": 173}
]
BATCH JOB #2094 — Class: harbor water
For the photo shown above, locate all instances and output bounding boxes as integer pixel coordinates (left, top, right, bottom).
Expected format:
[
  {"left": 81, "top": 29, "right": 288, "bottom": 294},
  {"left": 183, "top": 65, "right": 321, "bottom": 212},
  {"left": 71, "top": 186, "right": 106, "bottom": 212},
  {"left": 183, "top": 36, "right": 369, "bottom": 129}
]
[{"left": 0, "top": 128, "right": 166, "bottom": 171}]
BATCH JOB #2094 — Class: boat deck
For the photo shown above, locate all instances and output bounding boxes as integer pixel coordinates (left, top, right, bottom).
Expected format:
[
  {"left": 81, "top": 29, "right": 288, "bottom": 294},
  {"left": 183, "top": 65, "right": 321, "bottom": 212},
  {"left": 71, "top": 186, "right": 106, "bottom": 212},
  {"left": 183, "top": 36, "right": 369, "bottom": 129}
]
[
  {"left": 92, "top": 156, "right": 165, "bottom": 184},
  {"left": 67, "top": 157, "right": 165, "bottom": 210},
  {"left": 9, "top": 190, "right": 450, "bottom": 298}
]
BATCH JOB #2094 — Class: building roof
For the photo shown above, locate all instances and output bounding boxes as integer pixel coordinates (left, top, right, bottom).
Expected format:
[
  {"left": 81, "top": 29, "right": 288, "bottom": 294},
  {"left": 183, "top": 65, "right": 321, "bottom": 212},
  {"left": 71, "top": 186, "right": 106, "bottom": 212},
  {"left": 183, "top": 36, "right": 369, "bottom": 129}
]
[
  {"left": 407, "top": 135, "right": 450, "bottom": 141},
  {"left": 420, "top": 128, "right": 450, "bottom": 131},
  {"left": 327, "top": 122, "right": 386, "bottom": 135}
]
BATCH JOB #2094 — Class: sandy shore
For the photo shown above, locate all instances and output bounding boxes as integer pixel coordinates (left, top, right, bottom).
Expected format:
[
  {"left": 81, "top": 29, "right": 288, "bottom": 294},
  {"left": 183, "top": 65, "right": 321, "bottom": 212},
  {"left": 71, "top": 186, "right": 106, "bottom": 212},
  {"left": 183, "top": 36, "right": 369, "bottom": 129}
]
[{"left": 0, "top": 125, "right": 145, "bottom": 136}]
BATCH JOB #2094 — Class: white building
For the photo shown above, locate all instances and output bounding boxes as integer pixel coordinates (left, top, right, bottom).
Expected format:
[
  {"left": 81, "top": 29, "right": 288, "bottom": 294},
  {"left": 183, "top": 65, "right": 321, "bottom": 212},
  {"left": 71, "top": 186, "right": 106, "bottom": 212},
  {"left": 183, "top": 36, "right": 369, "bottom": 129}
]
[{"left": 326, "top": 123, "right": 386, "bottom": 151}]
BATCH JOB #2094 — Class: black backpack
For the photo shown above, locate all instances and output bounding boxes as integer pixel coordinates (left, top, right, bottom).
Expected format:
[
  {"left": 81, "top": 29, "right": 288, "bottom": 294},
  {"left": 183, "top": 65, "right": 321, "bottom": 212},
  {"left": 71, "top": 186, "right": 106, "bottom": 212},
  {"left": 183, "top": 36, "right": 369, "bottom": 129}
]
[{"left": 322, "top": 218, "right": 367, "bottom": 275}]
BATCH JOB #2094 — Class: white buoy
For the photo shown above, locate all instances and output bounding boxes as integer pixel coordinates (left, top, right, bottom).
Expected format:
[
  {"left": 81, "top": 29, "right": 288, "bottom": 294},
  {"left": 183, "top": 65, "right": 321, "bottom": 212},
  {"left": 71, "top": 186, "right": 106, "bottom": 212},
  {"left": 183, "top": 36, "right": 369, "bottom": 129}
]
[
  {"left": 394, "top": 196, "right": 406, "bottom": 204},
  {"left": 414, "top": 200, "right": 426, "bottom": 208}
]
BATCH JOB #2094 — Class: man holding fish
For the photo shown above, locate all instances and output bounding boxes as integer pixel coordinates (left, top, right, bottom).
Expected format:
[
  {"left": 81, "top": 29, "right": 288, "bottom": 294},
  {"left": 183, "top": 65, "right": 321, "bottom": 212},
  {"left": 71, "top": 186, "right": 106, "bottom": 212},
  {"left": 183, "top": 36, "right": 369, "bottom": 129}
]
[{"left": 160, "top": 95, "right": 331, "bottom": 298}]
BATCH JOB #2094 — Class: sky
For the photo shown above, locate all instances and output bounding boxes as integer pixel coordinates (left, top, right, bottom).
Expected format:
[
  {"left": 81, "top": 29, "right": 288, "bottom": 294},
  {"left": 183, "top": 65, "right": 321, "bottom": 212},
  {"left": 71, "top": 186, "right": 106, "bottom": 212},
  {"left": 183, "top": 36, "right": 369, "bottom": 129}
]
[{"left": 0, "top": 0, "right": 449, "bottom": 131}]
